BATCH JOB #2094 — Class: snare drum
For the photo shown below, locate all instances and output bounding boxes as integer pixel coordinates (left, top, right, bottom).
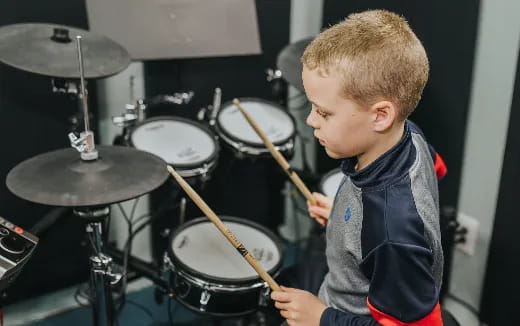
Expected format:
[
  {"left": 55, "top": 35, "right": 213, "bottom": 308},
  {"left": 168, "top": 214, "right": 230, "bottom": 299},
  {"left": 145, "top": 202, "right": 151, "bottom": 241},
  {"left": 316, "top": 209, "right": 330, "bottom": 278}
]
[
  {"left": 215, "top": 98, "right": 296, "bottom": 158},
  {"left": 319, "top": 168, "right": 344, "bottom": 198},
  {"left": 129, "top": 116, "right": 219, "bottom": 180},
  {"left": 166, "top": 216, "right": 283, "bottom": 317}
]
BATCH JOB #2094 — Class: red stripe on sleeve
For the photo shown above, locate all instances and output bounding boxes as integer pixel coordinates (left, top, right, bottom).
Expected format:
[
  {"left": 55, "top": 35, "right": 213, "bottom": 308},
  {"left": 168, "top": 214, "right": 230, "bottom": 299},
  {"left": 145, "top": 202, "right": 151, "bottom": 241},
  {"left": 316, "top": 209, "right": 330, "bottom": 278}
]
[
  {"left": 367, "top": 299, "right": 443, "bottom": 326},
  {"left": 434, "top": 152, "right": 447, "bottom": 180}
]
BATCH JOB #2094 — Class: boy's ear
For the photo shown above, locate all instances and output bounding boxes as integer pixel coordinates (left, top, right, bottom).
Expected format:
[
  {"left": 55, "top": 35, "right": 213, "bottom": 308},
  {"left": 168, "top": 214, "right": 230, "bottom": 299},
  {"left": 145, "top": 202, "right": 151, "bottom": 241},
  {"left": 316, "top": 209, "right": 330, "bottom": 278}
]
[{"left": 371, "top": 100, "right": 397, "bottom": 132}]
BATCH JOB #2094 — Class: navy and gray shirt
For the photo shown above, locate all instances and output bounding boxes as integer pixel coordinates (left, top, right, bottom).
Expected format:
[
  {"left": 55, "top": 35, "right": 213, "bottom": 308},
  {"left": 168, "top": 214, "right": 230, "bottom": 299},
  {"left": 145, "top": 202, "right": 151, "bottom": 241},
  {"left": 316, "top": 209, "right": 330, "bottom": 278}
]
[{"left": 319, "top": 121, "right": 446, "bottom": 326}]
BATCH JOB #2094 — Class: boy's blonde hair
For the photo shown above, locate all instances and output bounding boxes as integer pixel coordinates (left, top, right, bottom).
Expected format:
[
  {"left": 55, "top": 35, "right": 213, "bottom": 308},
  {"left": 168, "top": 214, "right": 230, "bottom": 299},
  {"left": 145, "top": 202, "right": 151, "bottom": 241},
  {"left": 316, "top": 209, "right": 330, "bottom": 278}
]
[{"left": 302, "top": 10, "right": 429, "bottom": 121}]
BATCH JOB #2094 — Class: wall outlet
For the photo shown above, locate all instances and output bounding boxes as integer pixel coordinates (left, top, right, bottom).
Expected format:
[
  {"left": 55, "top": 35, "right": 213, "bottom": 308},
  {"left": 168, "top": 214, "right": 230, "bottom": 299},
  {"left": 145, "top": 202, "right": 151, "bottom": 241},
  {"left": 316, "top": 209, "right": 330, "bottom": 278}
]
[{"left": 455, "top": 212, "right": 480, "bottom": 256}]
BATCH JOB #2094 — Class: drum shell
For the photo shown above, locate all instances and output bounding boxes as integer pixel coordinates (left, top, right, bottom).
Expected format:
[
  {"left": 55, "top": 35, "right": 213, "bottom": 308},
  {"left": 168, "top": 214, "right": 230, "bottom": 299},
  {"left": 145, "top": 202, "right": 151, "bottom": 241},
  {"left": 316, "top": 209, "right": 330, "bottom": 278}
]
[
  {"left": 170, "top": 267, "right": 271, "bottom": 317},
  {"left": 214, "top": 98, "right": 296, "bottom": 159},
  {"left": 166, "top": 216, "right": 283, "bottom": 316}
]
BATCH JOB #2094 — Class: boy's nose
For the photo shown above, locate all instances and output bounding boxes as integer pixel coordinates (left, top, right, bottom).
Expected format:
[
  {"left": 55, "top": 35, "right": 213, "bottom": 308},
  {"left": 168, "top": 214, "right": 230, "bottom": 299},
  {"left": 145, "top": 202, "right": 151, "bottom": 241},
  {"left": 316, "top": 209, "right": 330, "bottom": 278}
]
[{"left": 306, "top": 111, "right": 319, "bottom": 129}]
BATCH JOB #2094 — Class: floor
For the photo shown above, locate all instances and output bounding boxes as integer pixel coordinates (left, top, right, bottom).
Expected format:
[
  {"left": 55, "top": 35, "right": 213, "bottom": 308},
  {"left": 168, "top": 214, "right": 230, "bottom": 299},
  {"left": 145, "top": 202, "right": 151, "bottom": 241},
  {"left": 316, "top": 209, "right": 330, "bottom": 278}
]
[
  {"left": 3, "top": 240, "right": 483, "bottom": 326},
  {"left": 3, "top": 244, "right": 301, "bottom": 326}
]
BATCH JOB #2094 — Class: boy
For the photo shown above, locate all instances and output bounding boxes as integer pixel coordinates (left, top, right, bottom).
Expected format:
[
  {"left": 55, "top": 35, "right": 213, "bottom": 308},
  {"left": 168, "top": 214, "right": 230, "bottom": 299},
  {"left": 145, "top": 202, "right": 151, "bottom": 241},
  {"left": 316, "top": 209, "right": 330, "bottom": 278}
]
[{"left": 271, "top": 10, "right": 447, "bottom": 326}]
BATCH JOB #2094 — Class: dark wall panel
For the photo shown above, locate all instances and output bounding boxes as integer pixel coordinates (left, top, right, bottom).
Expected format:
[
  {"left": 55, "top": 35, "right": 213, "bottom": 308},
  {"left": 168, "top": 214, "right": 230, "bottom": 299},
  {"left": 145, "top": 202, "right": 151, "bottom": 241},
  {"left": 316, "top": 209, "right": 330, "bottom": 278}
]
[{"left": 0, "top": 0, "right": 94, "bottom": 304}]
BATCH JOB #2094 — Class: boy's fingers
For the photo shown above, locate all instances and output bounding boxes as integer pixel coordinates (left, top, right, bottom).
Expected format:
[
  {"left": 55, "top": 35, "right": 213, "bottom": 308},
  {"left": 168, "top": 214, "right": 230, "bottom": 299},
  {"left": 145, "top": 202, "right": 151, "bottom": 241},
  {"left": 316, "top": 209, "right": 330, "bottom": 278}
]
[
  {"left": 312, "top": 192, "right": 331, "bottom": 202},
  {"left": 309, "top": 206, "right": 330, "bottom": 218},
  {"left": 274, "top": 301, "right": 289, "bottom": 310},
  {"left": 271, "top": 291, "right": 292, "bottom": 302},
  {"left": 280, "top": 286, "right": 302, "bottom": 293},
  {"left": 280, "top": 310, "right": 292, "bottom": 320},
  {"left": 309, "top": 193, "right": 333, "bottom": 209}
]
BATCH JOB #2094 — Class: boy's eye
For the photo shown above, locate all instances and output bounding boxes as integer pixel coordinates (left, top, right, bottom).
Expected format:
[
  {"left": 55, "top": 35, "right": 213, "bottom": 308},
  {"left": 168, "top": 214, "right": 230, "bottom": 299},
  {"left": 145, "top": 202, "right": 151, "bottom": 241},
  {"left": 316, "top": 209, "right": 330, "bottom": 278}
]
[{"left": 316, "top": 108, "right": 330, "bottom": 118}]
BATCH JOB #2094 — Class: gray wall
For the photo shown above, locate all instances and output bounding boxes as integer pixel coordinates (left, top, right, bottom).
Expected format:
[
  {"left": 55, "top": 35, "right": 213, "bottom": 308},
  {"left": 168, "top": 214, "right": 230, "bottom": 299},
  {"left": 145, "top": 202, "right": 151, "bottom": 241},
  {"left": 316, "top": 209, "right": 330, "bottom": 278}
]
[{"left": 449, "top": 0, "right": 520, "bottom": 318}]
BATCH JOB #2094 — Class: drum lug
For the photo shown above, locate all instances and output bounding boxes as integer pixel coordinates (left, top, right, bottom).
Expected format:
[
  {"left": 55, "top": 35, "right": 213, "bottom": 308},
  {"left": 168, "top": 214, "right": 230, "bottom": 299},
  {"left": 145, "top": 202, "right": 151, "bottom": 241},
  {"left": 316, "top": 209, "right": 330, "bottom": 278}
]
[
  {"left": 197, "top": 107, "right": 207, "bottom": 121},
  {"left": 284, "top": 139, "right": 295, "bottom": 159},
  {"left": 200, "top": 289, "right": 211, "bottom": 311},
  {"left": 200, "top": 163, "right": 210, "bottom": 181},
  {"left": 258, "top": 286, "right": 271, "bottom": 307},
  {"left": 235, "top": 143, "right": 246, "bottom": 159},
  {"left": 286, "top": 139, "right": 295, "bottom": 151}
]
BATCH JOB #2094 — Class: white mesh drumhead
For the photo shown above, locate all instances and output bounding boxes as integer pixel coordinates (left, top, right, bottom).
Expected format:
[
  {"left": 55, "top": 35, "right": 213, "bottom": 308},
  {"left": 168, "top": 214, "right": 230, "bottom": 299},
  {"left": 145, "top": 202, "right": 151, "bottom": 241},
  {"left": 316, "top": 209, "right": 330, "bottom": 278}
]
[
  {"left": 218, "top": 100, "right": 294, "bottom": 145},
  {"left": 171, "top": 219, "right": 281, "bottom": 280},
  {"left": 321, "top": 169, "right": 344, "bottom": 198},
  {"left": 131, "top": 119, "right": 215, "bottom": 166}
]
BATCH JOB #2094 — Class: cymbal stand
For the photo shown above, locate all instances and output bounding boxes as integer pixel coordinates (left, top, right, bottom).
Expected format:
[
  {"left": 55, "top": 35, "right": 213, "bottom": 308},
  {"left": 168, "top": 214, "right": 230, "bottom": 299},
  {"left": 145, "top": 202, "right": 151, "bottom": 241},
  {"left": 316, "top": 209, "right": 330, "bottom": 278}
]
[
  {"left": 69, "top": 36, "right": 116, "bottom": 326},
  {"left": 75, "top": 207, "right": 121, "bottom": 326}
]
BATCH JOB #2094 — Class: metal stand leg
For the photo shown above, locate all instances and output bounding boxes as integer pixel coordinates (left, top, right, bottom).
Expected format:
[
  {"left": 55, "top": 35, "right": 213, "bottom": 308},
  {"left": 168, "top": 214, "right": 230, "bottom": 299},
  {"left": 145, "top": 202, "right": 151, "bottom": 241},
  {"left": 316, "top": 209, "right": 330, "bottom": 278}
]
[{"left": 76, "top": 207, "right": 119, "bottom": 326}]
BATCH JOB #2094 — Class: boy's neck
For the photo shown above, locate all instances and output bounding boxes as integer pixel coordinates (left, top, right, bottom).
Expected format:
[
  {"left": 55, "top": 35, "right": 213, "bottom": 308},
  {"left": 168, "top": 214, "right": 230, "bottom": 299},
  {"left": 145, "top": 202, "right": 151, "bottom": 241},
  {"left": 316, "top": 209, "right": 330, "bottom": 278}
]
[{"left": 355, "top": 122, "right": 406, "bottom": 171}]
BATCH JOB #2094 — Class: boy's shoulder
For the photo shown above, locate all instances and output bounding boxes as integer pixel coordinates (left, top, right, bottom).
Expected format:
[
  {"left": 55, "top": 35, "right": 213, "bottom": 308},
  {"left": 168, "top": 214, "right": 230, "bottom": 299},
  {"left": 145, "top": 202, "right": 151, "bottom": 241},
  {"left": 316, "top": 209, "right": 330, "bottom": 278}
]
[{"left": 342, "top": 120, "right": 436, "bottom": 190}]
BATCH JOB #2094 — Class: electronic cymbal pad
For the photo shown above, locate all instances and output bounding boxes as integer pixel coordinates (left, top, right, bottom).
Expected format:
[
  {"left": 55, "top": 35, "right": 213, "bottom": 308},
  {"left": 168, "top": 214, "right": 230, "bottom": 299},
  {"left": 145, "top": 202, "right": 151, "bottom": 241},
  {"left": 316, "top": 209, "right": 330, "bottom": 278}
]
[
  {"left": 0, "top": 23, "right": 130, "bottom": 78},
  {"left": 6, "top": 146, "right": 168, "bottom": 207},
  {"left": 276, "top": 38, "right": 312, "bottom": 93}
]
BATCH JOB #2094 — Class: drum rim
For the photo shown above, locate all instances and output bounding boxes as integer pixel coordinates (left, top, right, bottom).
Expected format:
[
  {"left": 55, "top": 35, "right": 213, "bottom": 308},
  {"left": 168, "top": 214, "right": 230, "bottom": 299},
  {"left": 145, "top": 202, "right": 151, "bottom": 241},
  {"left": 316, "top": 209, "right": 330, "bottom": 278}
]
[
  {"left": 318, "top": 167, "right": 343, "bottom": 196},
  {"left": 168, "top": 216, "right": 283, "bottom": 285},
  {"left": 215, "top": 97, "right": 296, "bottom": 148},
  {"left": 129, "top": 115, "right": 220, "bottom": 169}
]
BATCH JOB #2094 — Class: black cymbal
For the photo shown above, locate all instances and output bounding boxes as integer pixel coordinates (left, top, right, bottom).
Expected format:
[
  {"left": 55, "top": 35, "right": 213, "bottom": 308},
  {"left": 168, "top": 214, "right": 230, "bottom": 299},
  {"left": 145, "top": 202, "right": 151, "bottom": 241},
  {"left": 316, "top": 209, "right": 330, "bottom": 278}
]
[
  {"left": 0, "top": 23, "right": 131, "bottom": 78},
  {"left": 6, "top": 146, "right": 168, "bottom": 207},
  {"left": 276, "top": 38, "right": 312, "bottom": 93}
]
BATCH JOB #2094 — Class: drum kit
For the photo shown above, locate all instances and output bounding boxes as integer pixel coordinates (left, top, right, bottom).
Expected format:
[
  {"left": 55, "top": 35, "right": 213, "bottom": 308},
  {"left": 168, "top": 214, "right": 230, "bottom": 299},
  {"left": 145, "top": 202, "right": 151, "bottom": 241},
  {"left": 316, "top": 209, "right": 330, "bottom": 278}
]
[
  {"left": 0, "top": 22, "right": 320, "bottom": 326},
  {"left": 0, "top": 18, "right": 342, "bottom": 325}
]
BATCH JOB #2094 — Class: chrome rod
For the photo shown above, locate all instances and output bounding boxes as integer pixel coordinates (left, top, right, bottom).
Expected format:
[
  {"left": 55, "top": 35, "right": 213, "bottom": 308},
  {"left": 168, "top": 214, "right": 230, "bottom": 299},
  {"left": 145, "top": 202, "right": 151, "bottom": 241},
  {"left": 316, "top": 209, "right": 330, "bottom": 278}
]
[{"left": 76, "top": 36, "right": 90, "bottom": 133}]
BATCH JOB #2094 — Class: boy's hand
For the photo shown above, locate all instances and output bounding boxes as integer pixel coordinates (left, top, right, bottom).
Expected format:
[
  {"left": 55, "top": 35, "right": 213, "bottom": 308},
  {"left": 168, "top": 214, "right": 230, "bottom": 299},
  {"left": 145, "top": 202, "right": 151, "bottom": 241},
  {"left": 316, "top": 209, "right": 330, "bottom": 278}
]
[
  {"left": 271, "top": 286, "right": 327, "bottom": 326},
  {"left": 307, "top": 192, "right": 333, "bottom": 226}
]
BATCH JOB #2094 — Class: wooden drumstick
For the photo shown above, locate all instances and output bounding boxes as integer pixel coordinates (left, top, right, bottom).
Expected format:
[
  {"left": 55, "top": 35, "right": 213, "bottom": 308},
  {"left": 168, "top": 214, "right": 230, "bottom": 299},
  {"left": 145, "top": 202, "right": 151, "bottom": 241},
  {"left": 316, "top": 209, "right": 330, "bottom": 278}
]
[
  {"left": 232, "top": 98, "right": 317, "bottom": 206},
  {"left": 166, "top": 165, "right": 282, "bottom": 292}
]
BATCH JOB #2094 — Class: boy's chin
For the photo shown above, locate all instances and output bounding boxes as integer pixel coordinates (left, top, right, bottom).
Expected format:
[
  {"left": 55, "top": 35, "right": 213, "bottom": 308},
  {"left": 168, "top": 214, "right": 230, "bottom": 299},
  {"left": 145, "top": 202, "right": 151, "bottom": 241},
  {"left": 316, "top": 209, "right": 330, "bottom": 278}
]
[{"left": 324, "top": 147, "right": 345, "bottom": 160}]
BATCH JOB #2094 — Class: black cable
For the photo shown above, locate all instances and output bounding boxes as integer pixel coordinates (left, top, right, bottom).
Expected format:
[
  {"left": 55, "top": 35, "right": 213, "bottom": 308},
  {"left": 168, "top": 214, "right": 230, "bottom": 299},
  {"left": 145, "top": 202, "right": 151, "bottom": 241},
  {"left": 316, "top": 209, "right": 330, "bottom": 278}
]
[
  {"left": 110, "top": 193, "right": 180, "bottom": 318},
  {"left": 115, "top": 199, "right": 139, "bottom": 316},
  {"left": 132, "top": 186, "right": 181, "bottom": 227},
  {"left": 129, "top": 198, "right": 140, "bottom": 223},
  {"left": 73, "top": 283, "right": 91, "bottom": 307},
  {"left": 444, "top": 292, "right": 480, "bottom": 321},
  {"left": 113, "top": 196, "right": 181, "bottom": 315},
  {"left": 167, "top": 297, "right": 178, "bottom": 326},
  {"left": 130, "top": 201, "right": 181, "bottom": 240},
  {"left": 125, "top": 300, "right": 154, "bottom": 322}
]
